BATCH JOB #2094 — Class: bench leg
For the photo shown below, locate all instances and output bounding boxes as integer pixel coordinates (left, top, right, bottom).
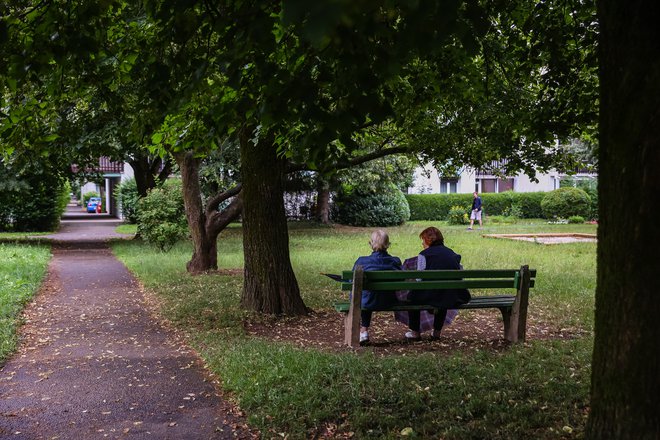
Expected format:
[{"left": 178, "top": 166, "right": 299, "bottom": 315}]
[
  {"left": 500, "top": 307, "right": 516, "bottom": 342},
  {"left": 345, "top": 267, "right": 364, "bottom": 347}
]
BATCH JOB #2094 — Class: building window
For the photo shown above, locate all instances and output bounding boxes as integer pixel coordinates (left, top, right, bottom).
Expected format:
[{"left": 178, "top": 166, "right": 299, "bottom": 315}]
[
  {"left": 440, "top": 177, "right": 458, "bottom": 193},
  {"left": 481, "top": 178, "right": 497, "bottom": 193},
  {"left": 479, "top": 178, "right": 514, "bottom": 193},
  {"left": 499, "top": 178, "right": 514, "bottom": 192}
]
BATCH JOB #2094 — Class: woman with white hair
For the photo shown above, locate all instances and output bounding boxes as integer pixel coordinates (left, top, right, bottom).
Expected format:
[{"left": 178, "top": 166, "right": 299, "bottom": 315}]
[{"left": 352, "top": 229, "right": 402, "bottom": 345}]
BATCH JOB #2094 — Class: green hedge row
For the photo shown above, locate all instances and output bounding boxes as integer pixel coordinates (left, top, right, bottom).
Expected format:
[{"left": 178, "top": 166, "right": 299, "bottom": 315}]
[{"left": 406, "top": 192, "right": 547, "bottom": 220}]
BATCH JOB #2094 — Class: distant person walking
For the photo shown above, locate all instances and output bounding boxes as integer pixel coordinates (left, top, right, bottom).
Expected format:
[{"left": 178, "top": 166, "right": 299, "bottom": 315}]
[{"left": 468, "top": 192, "right": 483, "bottom": 230}]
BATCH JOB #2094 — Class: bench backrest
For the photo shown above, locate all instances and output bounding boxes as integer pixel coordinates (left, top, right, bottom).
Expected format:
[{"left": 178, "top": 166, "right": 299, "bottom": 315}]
[{"left": 340, "top": 268, "right": 536, "bottom": 292}]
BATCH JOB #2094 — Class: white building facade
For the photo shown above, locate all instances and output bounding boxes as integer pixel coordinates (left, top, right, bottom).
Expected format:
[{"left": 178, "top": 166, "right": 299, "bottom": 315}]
[{"left": 409, "top": 163, "right": 595, "bottom": 194}]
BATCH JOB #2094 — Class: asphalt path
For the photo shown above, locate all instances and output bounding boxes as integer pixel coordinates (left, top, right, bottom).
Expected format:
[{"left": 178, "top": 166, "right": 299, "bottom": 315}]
[{"left": 0, "top": 208, "right": 256, "bottom": 439}]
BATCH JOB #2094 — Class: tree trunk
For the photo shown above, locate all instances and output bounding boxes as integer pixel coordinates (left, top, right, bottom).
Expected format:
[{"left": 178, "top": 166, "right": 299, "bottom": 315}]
[
  {"left": 129, "top": 156, "right": 157, "bottom": 198},
  {"left": 586, "top": 1, "right": 660, "bottom": 438},
  {"left": 239, "top": 127, "right": 307, "bottom": 315},
  {"left": 175, "top": 152, "right": 217, "bottom": 272},
  {"left": 314, "top": 174, "right": 331, "bottom": 224}
]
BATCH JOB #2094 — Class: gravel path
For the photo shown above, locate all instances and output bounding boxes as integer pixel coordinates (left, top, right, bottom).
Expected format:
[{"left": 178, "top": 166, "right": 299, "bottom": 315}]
[{"left": 0, "top": 213, "right": 256, "bottom": 439}]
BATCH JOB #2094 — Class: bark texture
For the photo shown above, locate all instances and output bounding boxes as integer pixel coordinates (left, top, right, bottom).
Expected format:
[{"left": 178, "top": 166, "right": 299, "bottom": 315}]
[
  {"left": 239, "top": 128, "right": 307, "bottom": 315},
  {"left": 314, "top": 176, "right": 331, "bottom": 224},
  {"left": 586, "top": 1, "right": 660, "bottom": 438},
  {"left": 176, "top": 152, "right": 243, "bottom": 273}
]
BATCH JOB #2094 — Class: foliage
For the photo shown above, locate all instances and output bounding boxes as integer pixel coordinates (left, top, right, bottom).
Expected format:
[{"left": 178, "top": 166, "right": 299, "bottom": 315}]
[
  {"left": 334, "top": 155, "right": 416, "bottom": 194},
  {"left": 112, "top": 220, "right": 597, "bottom": 438},
  {"left": 447, "top": 205, "right": 470, "bottom": 225},
  {"left": 568, "top": 215, "right": 585, "bottom": 224},
  {"left": 503, "top": 203, "right": 524, "bottom": 219},
  {"left": 561, "top": 177, "right": 598, "bottom": 220},
  {"left": 0, "top": 162, "right": 68, "bottom": 232},
  {"left": 115, "top": 178, "right": 140, "bottom": 224},
  {"left": 332, "top": 185, "right": 410, "bottom": 227},
  {"left": 136, "top": 179, "right": 188, "bottom": 252},
  {"left": 0, "top": 243, "right": 50, "bottom": 362},
  {"left": 406, "top": 192, "right": 547, "bottom": 221},
  {"left": 541, "top": 188, "right": 592, "bottom": 220}
]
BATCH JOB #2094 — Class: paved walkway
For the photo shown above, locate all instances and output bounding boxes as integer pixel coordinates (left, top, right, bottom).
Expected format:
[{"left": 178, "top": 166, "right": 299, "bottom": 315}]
[{"left": 0, "top": 210, "right": 255, "bottom": 439}]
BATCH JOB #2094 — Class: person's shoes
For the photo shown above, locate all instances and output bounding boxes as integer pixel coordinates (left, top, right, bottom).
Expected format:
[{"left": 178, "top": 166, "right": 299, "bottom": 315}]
[
  {"left": 405, "top": 331, "right": 421, "bottom": 341},
  {"left": 430, "top": 330, "right": 442, "bottom": 340},
  {"left": 359, "top": 331, "right": 370, "bottom": 345},
  {"left": 467, "top": 227, "right": 473, "bottom": 230}
]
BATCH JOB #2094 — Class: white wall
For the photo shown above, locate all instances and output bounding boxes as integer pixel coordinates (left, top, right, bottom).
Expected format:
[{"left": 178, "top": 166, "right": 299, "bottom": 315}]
[{"left": 409, "top": 165, "right": 568, "bottom": 194}]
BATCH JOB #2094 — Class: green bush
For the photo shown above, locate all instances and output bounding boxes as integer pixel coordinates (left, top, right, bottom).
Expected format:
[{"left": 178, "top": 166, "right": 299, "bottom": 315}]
[
  {"left": 561, "top": 178, "right": 598, "bottom": 220},
  {"left": 332, "top": 185, "right": 410, "bottom": 227},
  {"left": 136, "top": 179, "right": 188, "bottom": 251},
  {"left": 116, "top": 178, "right": 140, "bottom": 224},
  {"left": 568, "top": 215, "right": 585, "bottom": 224},
  {"left": 541, "top": 188, "right": 592, "bottom": 219},
  {"left": 447, "top": 205, "right": 470, "bottom": 225},
  {"left": 0, "top": 167, "right": 68, "bottom": 232},
  {"left": 406, "top": 192, "right": 546, "bottom": 220}
]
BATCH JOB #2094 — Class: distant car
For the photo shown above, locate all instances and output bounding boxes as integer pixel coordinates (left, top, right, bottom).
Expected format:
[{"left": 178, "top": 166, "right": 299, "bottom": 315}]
[{"left": 87, "top": 197, "right": 102, "bottom": 213}]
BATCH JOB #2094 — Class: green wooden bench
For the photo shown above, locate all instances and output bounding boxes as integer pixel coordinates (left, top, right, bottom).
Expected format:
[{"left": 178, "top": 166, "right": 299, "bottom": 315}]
[{"left": 334, "top": 265, "right": 536, "bottom": 347}]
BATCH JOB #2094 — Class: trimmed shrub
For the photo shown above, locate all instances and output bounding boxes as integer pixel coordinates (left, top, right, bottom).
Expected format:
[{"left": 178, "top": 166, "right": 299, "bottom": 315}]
[
  {"left": 541, "top": 188, "right": 592, "bottom": 219},
  {"left": 0, "top": 169, "right": 68, "bottom": 232},
  {"left": 447, "top": 205, "right": 470, "bottom": 225},
  {"left": 568, "top": 215, "right": 585, "bottom": 224},
  {"left": 406, "top": 192, "right": 546, "bottom": 221},
  {"left": 332, "top": 186, "right": 410, "bottom": 227},
  {"left": 136, "top": 179, "right": 188, "bottom": 251},
  {"left": 116, "top": 178, "right": 140, "bottom": 224}
]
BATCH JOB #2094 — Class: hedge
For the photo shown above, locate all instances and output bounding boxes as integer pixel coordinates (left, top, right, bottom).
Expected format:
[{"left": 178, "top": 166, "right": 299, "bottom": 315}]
[{"left": 405, "top": 192, "right": 547, "bottom": 221}]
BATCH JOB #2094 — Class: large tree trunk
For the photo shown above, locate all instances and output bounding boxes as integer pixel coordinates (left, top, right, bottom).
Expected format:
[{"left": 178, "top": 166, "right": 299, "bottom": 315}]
[
  {"left": 239, "top": 127, "right": 307, "bottom": 315},
  {"left": 586, "top": 1, "right": 660, "bottom": 438}
]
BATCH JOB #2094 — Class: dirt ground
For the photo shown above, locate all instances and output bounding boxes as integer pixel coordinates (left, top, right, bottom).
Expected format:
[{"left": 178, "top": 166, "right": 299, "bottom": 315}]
[{"left": 244, "top": 307, "right": 588, "bottom": 356}]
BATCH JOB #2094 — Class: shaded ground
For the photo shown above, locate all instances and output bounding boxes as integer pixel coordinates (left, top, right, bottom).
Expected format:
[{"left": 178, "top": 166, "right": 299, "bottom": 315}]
[
  {"left": 0, "top": 213, "right": 257, "bottom": 439},
  {"left": 244, "top": 307, "right": 589, "bottom": 356}
]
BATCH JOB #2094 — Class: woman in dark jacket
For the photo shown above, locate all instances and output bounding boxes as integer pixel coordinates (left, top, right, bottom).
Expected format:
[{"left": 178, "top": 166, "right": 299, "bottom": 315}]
[
  {"left": 406, "top": 227, "right": 470, "bottom": 341},
  {"left": 352, "top": 229, "right": 402, "bottom": 344}
]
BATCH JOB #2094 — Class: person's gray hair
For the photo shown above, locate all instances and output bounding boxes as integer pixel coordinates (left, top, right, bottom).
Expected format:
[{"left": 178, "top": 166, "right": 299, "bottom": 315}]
[{"left": 369, "top": 229, "right": 390, "bottom": 252}]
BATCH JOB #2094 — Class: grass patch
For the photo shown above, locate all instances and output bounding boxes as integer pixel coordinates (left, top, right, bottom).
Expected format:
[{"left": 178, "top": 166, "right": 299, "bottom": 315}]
[
  {"left": 115, "top": 223, "right": 137, "bottom": 235},
  {"left": 0, "top": 243, "right": 51, "bottom": 363},
  {"left": 112, "top": 220, "right": 596, "bottom": 438}
]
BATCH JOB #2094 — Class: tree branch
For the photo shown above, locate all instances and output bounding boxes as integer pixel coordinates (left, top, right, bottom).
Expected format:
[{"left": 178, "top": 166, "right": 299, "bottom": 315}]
[{"left": 205, "top": 183, "right": 242, "bottom": 216}]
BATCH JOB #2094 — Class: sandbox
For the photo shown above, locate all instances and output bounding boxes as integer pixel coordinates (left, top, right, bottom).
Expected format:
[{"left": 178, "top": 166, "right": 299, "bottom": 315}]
[{"left": 482, "top": 233, "right": 597, "bottom": 244}]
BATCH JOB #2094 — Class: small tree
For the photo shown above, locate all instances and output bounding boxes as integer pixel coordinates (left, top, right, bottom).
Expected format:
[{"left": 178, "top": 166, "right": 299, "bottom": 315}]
[{"left": 136, "top": 179, "right": 188, "bottom": 252}]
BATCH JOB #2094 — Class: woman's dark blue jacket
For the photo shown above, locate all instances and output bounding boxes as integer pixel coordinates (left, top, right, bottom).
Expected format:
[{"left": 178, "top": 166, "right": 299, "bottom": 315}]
[
  {"left": 409, "top": 243, "right": 471, "bottom": 308},
  {"left": 352, "top": 251, "right": 402, "bottom": 310}
]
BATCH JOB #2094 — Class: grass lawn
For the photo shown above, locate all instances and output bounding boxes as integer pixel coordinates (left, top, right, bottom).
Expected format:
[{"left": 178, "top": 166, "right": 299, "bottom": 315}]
[
  {"left": 115, "top": 224, "right": 137, "bottom": 235},
  {"left": 0, "top": 242, "right": 51, "bottom": 363},
  {"left": 112, "top": 220, "right": 596, "bottom": 439}
]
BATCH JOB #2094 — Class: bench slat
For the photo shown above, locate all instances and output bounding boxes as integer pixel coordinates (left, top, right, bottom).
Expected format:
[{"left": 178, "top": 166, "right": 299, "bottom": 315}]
[
  {"left": 341, "top": 269, "right": 536, "bottom": 281},
  {"left": 340, "top": 279, "right": 535, "bottom": 291}
]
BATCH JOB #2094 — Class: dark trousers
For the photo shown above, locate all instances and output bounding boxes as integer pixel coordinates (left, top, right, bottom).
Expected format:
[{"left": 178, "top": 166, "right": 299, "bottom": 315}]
[
  {"left": 408, "top": 309, "right": 447, "bottom": 332},
  {"left": 361, "top": 310, "right": 372, "bottom": 328}
]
